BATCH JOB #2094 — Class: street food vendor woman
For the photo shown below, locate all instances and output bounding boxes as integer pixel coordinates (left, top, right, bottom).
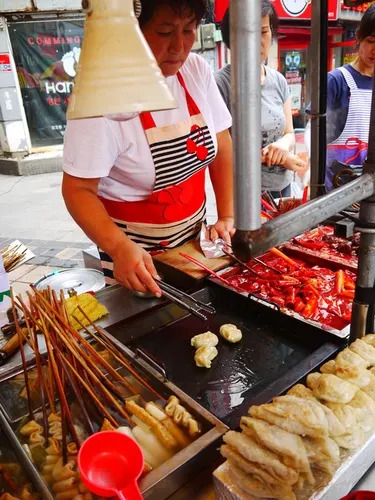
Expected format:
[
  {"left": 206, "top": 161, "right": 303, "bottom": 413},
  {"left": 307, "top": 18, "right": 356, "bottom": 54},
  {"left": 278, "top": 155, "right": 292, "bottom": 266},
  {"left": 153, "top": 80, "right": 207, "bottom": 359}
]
[{"left": 62, "top": 0, "right": 234, "bottom": 297}]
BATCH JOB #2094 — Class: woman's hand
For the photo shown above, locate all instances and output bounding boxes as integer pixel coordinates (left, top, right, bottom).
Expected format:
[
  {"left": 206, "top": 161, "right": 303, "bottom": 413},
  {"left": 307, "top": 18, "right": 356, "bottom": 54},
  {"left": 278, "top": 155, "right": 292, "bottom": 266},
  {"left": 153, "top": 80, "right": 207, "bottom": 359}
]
[
  {"left": 283, "top": 153, "right": 309, "bottom": 173},
  {"left": 262, "top": 143, "right": 289, "bottom": 167},
  {"left": 209, "top": 217, "right": 236, "bottom": 244},
  {"left": 112, "top": 238, "right": 162, "bottom": 297}
]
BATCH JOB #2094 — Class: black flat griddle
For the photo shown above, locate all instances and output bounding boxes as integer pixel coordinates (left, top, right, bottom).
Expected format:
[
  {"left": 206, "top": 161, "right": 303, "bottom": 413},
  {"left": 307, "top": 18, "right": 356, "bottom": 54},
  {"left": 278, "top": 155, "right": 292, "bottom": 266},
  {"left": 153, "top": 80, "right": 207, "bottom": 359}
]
[{"left": 107, "top": 284, "right": 339, "bottom": 428}]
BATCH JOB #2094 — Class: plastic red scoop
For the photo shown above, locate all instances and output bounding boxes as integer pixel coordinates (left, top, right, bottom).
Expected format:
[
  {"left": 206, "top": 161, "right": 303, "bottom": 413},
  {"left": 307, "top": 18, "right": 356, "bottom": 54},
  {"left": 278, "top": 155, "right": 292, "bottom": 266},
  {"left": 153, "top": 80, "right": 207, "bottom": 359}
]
[{"left": 78, "top": 431, "right": 144, "bottom": 500}]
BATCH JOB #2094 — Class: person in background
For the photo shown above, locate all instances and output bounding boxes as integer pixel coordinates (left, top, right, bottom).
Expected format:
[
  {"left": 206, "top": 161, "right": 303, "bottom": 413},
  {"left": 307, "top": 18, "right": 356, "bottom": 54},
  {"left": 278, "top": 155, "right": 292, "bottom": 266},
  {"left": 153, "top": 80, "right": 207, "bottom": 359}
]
[
  {"left": 324, "top": 3, "right": 375, "bottom": 191},
  {"left": 62, "top": 0, "right": 234, "bottom": 297},
  {"left": 214, "top": 1, "right": 307, "bottom": 198}
]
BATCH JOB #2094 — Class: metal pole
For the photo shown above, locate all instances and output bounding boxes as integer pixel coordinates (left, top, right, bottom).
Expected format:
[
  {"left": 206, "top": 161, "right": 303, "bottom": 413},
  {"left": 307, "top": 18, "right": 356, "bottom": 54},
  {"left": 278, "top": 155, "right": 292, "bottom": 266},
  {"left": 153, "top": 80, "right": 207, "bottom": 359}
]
[
  {"left": 310, "top": 0, "right": 328, "bottom": 199},
  {"left": 350, "top": 74, "right": 375, "bottom": 340},
  {"left": 231, "top": 0, "right": 261, "bottom": 231},
  {"left": 232, "top": 174, "right": 375, "bottom": 262}
]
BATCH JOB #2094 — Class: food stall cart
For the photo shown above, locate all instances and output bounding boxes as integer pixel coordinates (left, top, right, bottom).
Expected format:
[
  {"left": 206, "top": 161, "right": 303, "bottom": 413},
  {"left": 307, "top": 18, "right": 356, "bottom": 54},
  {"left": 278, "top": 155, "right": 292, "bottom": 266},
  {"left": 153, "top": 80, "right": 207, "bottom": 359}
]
[{"left": 1, "top": 0, "right": 375, "bottom": 498}]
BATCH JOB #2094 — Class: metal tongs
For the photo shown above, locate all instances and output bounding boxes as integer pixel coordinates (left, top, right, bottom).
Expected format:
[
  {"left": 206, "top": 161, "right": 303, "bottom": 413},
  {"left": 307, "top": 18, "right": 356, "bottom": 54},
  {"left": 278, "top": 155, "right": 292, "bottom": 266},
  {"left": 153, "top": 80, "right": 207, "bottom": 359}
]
[{"left": 157, "top": 279, "right": 215, "bottom": 321}]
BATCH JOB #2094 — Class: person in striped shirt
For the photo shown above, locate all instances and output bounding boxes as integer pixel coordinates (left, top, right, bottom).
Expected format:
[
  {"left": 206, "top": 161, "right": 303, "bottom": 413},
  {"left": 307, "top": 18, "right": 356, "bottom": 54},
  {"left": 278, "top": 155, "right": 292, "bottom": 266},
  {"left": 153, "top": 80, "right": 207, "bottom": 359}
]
[
  {"left": 63, "top": 0, "right": 234, "bottom": 296},
  {"left": 324, "top": 3, "right": 375, "bottom": 191}
]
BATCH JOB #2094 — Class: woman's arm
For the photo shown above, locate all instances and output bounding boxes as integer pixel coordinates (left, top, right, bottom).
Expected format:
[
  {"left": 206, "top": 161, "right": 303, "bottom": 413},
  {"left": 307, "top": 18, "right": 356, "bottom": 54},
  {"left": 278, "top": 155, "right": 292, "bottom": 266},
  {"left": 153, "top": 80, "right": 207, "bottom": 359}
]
[
  {"left": 209, "top": 129, "right": 235, "bottom": 243},
  {"left": 62, "top": 173, "right": 161, "bottom": 296},
  {"left": 262, "top": 98, "right": 296, "bottom": 166}
]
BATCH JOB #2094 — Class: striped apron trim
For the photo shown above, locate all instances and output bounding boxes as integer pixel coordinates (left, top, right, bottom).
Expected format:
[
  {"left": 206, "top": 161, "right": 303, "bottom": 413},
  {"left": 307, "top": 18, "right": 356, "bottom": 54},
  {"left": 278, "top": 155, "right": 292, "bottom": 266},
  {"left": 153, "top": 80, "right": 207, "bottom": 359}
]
[
  {"left": 326, "top": 66, "right": 372, "bottom": 191},
  {"left": 99, "top": 71, "right": 215, "bottom": 284}
]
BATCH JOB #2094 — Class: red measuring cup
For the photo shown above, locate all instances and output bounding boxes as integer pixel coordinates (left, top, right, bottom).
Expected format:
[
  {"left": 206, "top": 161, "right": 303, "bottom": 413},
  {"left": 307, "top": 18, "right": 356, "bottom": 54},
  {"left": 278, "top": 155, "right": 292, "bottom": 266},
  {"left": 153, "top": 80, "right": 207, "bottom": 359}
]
[{"left": 78, "top": 431, "right": 144, "bottom": 500}]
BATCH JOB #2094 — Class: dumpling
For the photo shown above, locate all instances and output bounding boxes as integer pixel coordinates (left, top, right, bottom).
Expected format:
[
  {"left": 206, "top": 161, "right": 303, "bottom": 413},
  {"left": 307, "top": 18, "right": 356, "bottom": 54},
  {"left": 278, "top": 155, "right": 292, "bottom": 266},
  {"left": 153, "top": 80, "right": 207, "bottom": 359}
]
[
  {"left": 306, "top": 372, "right": 358, "bottom": 404},
  {"left": 286, "top": 385, "right": 345, "bottom": 437},
  {"left": 190, "top": 331, "right": 218, "bottom": 349},
  {"left": 321, "top": 361, "right": 372, "bottom": 389},
  {"left": 223, "top": 431, "right": 299, "bottom": 485},
  {"left": 350, "top": 339, "right": 375, "bottom": 366},
  {"left": 240, "top": 416, "right": 314, "bottom": 485},
  {"left": 219, "top": 324, "right": 242, "bottom": 343},
  {"left": 336, "top": 348, "right": 370, "bottom": 369},
  {"left": 249, "top": 395, "right": 328, "bottom": 438},
  {"left": 194, "top": 345, "right": 218, "bottom": 368},
  {"left": 361, "top": 334, "right": 375, "bottom": 347}
]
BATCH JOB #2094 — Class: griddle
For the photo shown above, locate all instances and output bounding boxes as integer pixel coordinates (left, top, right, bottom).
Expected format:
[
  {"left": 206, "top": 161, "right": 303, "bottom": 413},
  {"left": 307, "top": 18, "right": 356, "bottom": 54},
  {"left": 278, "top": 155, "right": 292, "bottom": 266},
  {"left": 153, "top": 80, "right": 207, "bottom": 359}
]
[{"left": 106, "top": 284, "right": 339, "bottom": 428}]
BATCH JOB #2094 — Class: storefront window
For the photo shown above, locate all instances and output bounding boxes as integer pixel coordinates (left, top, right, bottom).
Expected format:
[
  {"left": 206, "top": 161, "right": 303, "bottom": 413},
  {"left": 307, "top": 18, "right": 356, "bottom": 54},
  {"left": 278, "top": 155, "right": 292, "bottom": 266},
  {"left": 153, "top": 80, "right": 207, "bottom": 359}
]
[
  {"left": 280, "top": 48, "right": 308, "bottom": 129},
  {"left": 9, "top": 20, "right": 84, "bottom": 148}
]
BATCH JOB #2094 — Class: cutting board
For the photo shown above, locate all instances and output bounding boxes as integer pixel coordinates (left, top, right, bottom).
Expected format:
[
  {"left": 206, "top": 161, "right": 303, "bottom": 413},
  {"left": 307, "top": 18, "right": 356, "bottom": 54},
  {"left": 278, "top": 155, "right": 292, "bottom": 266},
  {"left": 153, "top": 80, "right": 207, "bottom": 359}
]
[{"left": 154, "top": 240, "right": 231, "bottom": 279}]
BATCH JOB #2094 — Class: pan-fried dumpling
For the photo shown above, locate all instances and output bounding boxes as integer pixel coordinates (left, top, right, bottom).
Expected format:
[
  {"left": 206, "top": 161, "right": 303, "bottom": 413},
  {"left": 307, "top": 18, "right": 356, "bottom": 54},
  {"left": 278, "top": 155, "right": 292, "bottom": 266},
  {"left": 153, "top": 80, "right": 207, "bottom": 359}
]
[
  {"left": 286, "top": 385, "right": 345, "bottom": 437},
  {"left": 227, "top": 460, "right": 296, "bottom": 500},
  {"left": 350, "top": 339, "right": 375, "bottom": 366},
  {"left": 219, "top": 324, "right": 242, "bottom": 343},
  {"left": 240, "top": 416, "right": 314, "bottom": 485},
  {"left": 221, "top": 444, "right": 298, "bottom": 498},
  {"left": 321, "top": 362, "right": 372, "bottom": 389},
  {"left": 302, "top": 436, "right": 339, "bottom": 476},
  {"left": 223, "top": 431, "right": 299, "bottom": 485},
  {"left": 334, "top": 428, "right": 366, "bottom": 450},
  {"left": 348, "top": 390, "right": 375, "bottom": 432},
  {"left": 249, "top": 396, "right": 328, "bottom": 438},
  {"left": 307, "top": 373, "right": 358, "bottom": 404},
  {"left": 194, "top": 345, "right": 218, "bottom": 368},
  {"left": 361, "top": 373, "right": 375, "bottom": 400},
  {"left": 190, "top": 332, "right": 218, "bottom": 349},
  {"left": 336, "top": 348, "right": 370, "bottom": 369},
  {"left": 320, "top": 360, "right": 337, "bottom": 374},
  {"left": 362, "top": 334, "right": 375, "bottom": 347}
]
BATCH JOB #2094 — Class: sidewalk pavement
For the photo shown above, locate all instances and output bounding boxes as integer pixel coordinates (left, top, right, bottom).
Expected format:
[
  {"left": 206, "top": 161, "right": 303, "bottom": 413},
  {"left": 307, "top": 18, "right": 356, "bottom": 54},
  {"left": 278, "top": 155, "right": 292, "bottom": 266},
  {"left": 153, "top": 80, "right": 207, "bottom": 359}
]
[
  {"left": 0, "top": 172, "right": 92, "bottom": 297},
  {"left": 0, "top": 171, "right": 218, "bottom": 297}
]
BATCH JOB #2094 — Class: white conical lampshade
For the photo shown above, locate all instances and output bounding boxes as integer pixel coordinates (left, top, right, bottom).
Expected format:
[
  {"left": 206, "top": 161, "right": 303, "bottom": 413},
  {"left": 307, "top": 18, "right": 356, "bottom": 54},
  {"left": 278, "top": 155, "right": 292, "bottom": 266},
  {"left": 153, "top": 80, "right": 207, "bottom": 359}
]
[{"left": 67, "top": 0, "right": 176, "bottom": 120}]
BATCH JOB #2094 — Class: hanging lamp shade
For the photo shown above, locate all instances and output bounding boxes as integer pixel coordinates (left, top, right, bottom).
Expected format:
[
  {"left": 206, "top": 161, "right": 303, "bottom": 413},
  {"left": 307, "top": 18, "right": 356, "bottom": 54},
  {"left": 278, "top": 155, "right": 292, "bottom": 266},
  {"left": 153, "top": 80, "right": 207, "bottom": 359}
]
[{"left": 67, "top": 0, "right": 176, "bottom": 120}]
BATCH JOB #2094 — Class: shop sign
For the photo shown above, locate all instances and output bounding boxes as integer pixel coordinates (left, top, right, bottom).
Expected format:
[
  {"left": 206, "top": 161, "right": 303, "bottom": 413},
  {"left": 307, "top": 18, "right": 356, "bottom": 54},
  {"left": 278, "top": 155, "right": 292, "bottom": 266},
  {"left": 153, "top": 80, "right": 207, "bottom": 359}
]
[
  {"left": 9, "top": 20, "right": 84, "bottom": 148},
  {"left": 272, "top": 0, "right": 339, "bottom": 21},
  {"left": 285, "top": 51, "right": 303, "bottom": 116},
  {"left": 0, "top": 54, "right": 11, "bottom": 72}
]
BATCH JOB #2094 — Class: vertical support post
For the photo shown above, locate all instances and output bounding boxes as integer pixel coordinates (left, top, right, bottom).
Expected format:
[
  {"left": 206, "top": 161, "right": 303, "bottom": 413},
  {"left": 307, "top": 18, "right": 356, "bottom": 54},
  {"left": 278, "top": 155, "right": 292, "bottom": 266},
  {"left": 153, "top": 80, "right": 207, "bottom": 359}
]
[
  {"left": 310, "top": 0, "right": 328, "bottom": 199},
  {"left": 231, "top": 0, "right": 261, "bottom": 231},
  {"left": 350, "top": 67, "right": 375, "bottom": 341}
]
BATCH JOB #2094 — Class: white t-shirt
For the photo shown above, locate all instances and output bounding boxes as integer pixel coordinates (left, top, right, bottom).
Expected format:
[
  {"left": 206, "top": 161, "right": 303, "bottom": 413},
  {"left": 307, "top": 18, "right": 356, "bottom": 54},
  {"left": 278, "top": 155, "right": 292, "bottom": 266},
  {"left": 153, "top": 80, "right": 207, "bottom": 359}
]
[{"left": 63, "top": 53, "right": 232, "bottom": 202}]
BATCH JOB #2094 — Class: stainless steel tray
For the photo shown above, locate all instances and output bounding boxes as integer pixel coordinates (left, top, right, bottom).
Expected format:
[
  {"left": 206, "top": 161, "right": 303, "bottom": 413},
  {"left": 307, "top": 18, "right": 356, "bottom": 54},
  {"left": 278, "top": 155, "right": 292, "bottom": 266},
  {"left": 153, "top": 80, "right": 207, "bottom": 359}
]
[
  {"left": 0, "top": 328, "right": 228, "bottom": 500},
  {"left": 209, "top": 266, "right": 350, "bottom": 340},
  {"left": 0, "top": 285, "right": 162, "bottom": 382}
]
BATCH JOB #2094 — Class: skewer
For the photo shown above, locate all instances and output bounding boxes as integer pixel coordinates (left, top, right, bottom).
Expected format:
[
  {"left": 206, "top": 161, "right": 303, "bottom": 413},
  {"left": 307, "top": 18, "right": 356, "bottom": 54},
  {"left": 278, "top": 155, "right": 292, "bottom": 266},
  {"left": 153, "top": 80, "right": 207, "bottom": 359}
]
[
  {"left": 58, "top": 354, "right": 119, "bottom": 428},
  {"left": 29, "top": 298, "right": 134, "bottom": 425},
  {"left": 252, "top": 257, "right": 283, "bottom": 275},
  {"left": 75, "top": 307, "right": 165, "bottom": 401},
  {"left": 16, "top": 297, "right": 50, "bottom": 441},
  {"left": 33, "top": 288, "right": 142, "bottom": 399},
  {"left": 10, "top": 289, "right": 34, "bottom": 422},
  {"left": 26, "top": 292, "right": 81, "bottom": 447},
  {"left": 55, "top": 349, "right": 95, "bottom": 435},
  {"left": 179, "top": 252, "right": 233, "bottom": 287}
]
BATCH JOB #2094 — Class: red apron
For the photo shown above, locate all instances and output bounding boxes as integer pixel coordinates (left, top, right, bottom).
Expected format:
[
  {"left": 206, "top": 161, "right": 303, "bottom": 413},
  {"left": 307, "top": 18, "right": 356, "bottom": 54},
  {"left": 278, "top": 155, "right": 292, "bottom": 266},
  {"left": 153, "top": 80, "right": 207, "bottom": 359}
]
[{"left": 99, "top": 72, "right": 216, "bottom": 284}]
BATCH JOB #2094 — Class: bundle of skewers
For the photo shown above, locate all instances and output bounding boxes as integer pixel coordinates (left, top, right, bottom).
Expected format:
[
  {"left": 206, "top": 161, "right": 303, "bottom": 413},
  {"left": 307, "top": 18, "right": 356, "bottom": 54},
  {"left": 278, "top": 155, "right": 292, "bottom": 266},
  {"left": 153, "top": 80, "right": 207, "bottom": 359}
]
[
  {"left": 261, "top": 187, "right": 309, "bottom": 220},
  {"left": 1, "top": 244, "right": 27, "bottom": 273},
  {"left": 9, "top": 285, "right": 201, "bottom": 499}
]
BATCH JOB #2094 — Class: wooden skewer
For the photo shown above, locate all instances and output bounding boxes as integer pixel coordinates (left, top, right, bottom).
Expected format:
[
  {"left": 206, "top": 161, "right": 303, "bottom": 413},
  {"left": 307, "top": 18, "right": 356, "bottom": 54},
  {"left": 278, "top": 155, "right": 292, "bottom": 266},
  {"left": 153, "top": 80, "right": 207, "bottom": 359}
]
[
  {"left": 10, "top": 289, "right": 33, "bottom": 422},
  {"left": 58, "top": 354, "right": 119, "bottom": 428},
  {"left": 76, "top": 307, "right": 165, "bottom": 402},
  {"left": 55, "top": 350, "right": 95, "bottom": 435},
  {"left": 16, "top": 295, "right": 55, "bottom": 413},
  {"left": 28, "top": 298, "right": 133, "bottom": 425},
  {"left": 16, "top": 297, "right": 49, "bottom": 441},
  {"left": 26, "top": 293, "right": 81, "bottom": 448},
  {"left": 32, "top": 288, "right": 137, "bottom": 398}
]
